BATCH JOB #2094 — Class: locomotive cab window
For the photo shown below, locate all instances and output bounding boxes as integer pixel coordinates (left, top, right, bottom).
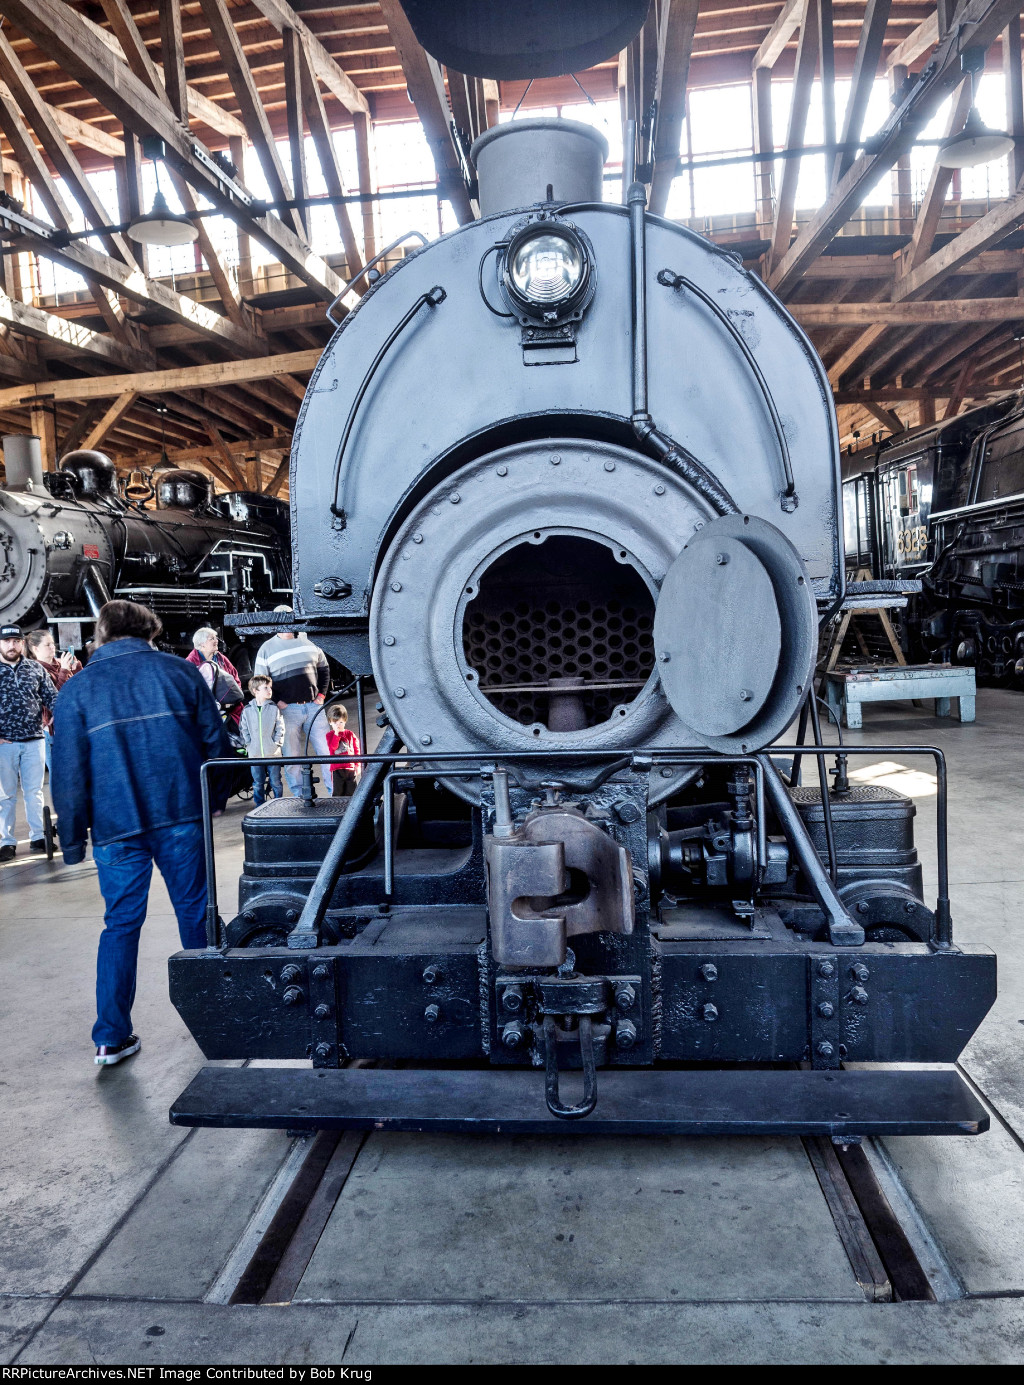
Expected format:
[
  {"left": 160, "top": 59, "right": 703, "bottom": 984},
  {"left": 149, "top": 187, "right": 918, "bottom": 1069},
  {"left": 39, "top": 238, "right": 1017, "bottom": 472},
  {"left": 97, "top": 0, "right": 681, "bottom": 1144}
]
[
  {"left": 977, "top": 422, "right": 1024, "bottom": 503},
  {"left": 898, "top": 465, "right": 919, "bottom": 516}
]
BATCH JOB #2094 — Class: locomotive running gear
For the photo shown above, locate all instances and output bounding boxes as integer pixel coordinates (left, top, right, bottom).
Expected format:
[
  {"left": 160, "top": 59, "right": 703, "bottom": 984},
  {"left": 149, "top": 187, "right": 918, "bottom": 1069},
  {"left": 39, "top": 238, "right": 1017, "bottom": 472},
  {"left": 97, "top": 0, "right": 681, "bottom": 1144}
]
[
  {"left": 0, "top": 653, "right": 57, "bottom": 741},
  {"left": 253, "top": 633, "right": 330, "bottom": 706},
  {"left": 0, "top": 737, "right": 46, "bottom": 849},
  {"left": 51, "top": 637, "right": 230, "bottom": 864},
  {"left": 92, "top": 822, "right": 207, "bottom": 1047},
  {"left": 94, "top": 1035, "right": 141, "bottom": 1067}
]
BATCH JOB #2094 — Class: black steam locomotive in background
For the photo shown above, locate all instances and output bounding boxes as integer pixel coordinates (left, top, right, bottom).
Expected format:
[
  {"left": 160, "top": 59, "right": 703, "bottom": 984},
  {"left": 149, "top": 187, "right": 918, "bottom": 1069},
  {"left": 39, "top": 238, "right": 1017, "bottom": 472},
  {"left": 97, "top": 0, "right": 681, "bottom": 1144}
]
[
  {"left": 0, "top": 441, "right": 291, "bottom": 667},
  {"left": 844, "top": 392, "right": 1024, "bottom": 682}
]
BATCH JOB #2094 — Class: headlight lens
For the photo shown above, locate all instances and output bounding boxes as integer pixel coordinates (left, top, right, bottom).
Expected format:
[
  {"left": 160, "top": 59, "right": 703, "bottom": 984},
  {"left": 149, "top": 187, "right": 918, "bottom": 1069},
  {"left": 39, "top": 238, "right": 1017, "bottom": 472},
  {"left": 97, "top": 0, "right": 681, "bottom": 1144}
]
[{"left": 509, "top": 231, "right": 584, "bottom": 306}]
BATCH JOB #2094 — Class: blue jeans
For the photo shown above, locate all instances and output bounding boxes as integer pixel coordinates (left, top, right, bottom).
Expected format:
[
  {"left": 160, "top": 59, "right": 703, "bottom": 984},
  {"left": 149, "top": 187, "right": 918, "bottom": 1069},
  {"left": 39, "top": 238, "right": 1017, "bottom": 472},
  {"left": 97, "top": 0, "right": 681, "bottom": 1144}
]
[
  {"left": 92, "top": 821, "right": 208, "bottom": 1046},
  {"left": 250, "top": 761, "right": 283, "bottom": 806},
  {"left": 0, "top": 738, "right": 46, "bottom": 846}
]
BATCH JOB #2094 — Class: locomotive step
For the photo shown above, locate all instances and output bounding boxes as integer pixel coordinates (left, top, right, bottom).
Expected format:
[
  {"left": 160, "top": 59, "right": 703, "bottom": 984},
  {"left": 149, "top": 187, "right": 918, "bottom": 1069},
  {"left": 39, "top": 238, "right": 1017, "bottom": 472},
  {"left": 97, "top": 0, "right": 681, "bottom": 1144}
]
[{"left": 170, "top": 1064, "right": 987, "bottom": 1137}]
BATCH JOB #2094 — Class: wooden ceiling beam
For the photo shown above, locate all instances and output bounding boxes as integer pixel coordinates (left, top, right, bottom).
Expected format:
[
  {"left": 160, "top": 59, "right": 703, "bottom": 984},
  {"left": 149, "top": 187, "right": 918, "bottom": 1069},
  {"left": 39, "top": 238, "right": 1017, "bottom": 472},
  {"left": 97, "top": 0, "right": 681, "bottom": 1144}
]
[
  {"left": 159, "top": 0, "right": 190, "bottom": 130},
  {"left": 753, "top": 0, "right": 803, "bottom": 69},
  {"left": 13, "top": 229, "right": 264, "bottom": 356},
  {"left": 248, "top": 0, "right": 369, "bottom": 115},
  {"left": 895, "top": 180, "right": 1024, "bottom": 303},
  {"left": 769, "top": 0, "right": 1021, "bottom": 296},
  {"left": 352, "top": 110, "right": 376, "bottom": 260},
  {"left": 886, "top": 10, "right": 938, "bottom": 70},
  {"left": 44, "top": 103, "right": 124, "bottom": 160},
  {"left": 95, "top": 0, "right": 252, "bottom": 334},
  {"left": 378, "top": 0, "right": 474, "bottom": 224},
  {"left": 830, "top": 0, "right": 891, "bottom": 188},
  {"left": 296, "top": 30, "right": 362, "bottom": 287},
  {"left": 204, "top": 419, "right": 247, "bottom": 487},
  {"left": 0, "top": 346, "right": 320, "bottom": 409},
  {"left": 76, "top": 6, "right": 247, "bottom": 140},
  {"left": 59, "top": 398, "right": 106, "bottom": 454},
  {"left": 81, "top": 388, "right": 140, "bottom": 450},
  {"left": 769, "top": 0, "right": 819, "bottom": 272},
  {"left": 0, "top": 286, "right": 150, "bottom": 372},
  {"left": 0, "top": 82, "right": 131, "bottom": 340},
  {"left": 800, "top": 249, "right": 1024, "bottom": 279},
  {"left": 827, "top": 324, "right": 886, "bottom": 385},
  {"left": 942, "top": 357, "right": 976, "bottom": 418},
  {"left": 795, "top": 297, "right": 1024, "bottom": 326},
  {"left": 0, "top": 347, "right": 44, "bottom": 383},
  {"left": 198, "top": 0, "right": 304, "bottom": 240},
  {"left": 282, "top": 26, "right": 310, "bottom": 239},
  {"left": 902, "top": 77, "right": 973, "bottom": 274},
  {"left": 0, "top": 30, "right": 135, "bottom": 269},
  {"left": 2, "top": 0, "right": 340, "bottom": 302},
  {"left": 127, "top": 432, "right": 291, "bottom": 467},
  {"left": 649, "top": 0, "right": 700, "bottom": 216},
  {"left": 264, "top": 452, "right": 289, "bottom": 497},
  {"left": 833, "top": 387, "right": 975, "bottom": 403},
  {"left": 863, "top": 400, "right": 907, "bottom": 434}
]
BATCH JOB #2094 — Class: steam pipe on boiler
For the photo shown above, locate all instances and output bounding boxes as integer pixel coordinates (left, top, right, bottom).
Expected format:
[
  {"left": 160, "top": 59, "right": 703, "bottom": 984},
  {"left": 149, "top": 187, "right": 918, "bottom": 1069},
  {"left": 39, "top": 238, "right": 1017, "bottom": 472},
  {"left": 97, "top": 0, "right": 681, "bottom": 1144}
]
[{"left": 626, "top": 182, "right": 738, "bottom": 518}]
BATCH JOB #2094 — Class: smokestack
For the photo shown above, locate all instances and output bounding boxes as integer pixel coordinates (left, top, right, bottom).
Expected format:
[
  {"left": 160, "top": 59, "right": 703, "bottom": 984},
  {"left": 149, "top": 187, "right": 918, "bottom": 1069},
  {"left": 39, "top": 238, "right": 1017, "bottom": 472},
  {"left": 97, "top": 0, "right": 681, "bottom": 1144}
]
[
  {"left": 2, "top": 435, "right": 44, "bottom": 492},
  {"left": 471, "top": 118, "right": 608, "bottom": 217}
]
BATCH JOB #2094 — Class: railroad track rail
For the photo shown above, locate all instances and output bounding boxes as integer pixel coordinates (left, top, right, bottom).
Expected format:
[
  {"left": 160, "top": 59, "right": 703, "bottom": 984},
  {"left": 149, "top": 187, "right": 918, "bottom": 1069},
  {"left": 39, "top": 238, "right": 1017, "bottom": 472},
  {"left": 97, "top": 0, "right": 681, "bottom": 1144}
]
[{"left": 203, "top": 1060, "right": 954, "bottom": 1308}]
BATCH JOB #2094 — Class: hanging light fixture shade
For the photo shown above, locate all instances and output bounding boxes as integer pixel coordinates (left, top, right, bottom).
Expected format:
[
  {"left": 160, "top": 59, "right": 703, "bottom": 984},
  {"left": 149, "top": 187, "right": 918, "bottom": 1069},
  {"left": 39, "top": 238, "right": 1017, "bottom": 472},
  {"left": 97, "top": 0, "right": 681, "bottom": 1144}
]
[
  {"left": 127, "top": 188, "right": 199, "bottom": 246},
  {"left": 936, "top": 105, "right": 1015, "bottom": 169}
]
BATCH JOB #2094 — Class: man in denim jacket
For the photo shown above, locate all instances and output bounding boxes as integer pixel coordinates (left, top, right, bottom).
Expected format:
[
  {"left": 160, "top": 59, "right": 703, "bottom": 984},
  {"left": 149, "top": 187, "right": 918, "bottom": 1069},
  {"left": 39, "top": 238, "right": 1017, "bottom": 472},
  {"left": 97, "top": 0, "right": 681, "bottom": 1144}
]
[{"left": 51, "top": 600, "right": 230, "bottom": 1067}]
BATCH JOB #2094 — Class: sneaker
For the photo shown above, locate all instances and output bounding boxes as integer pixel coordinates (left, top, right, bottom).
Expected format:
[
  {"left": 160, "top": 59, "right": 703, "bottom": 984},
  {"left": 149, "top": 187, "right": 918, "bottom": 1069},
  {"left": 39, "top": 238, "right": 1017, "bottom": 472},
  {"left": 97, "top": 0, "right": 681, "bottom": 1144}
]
[
  {"left": 0, "top": 844, "right": 15, "bottom": 862},
  {"left": 29, "top": 839, "right": 46, "bottom": 852},
  {"left": 95, "top": 1035, "right": 141, "bottom": 1067}
]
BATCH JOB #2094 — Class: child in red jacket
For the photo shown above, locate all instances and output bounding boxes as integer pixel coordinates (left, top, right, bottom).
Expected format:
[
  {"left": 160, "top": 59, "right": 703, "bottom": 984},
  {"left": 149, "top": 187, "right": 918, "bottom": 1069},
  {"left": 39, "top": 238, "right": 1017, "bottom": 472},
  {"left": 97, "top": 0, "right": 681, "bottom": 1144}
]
[{"left": 326, "top": 703, "right": 361, "bottom": 796}]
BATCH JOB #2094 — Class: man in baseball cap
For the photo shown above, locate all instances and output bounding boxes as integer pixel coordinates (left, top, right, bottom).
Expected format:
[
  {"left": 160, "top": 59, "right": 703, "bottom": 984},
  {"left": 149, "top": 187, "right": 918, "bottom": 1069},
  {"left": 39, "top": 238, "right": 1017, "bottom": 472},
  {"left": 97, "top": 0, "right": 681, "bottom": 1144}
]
[{"left": 0, "top": 623, "right": 58, "bottom": 860}]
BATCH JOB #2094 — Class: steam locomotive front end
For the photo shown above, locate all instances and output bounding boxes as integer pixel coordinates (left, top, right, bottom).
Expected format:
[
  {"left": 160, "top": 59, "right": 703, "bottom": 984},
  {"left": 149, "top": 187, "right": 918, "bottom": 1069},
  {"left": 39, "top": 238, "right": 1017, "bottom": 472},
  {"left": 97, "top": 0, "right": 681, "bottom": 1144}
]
[{"left": 170, "top": 120, "right": 994, "bottom": 1137}]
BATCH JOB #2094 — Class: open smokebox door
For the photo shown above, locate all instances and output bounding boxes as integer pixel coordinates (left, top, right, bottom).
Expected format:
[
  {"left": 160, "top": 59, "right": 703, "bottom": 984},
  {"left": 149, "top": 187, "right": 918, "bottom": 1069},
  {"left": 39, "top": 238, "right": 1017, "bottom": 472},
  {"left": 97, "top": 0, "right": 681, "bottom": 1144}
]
[{"left": 652, "top": 514, "right": 818, "bottom": 755}]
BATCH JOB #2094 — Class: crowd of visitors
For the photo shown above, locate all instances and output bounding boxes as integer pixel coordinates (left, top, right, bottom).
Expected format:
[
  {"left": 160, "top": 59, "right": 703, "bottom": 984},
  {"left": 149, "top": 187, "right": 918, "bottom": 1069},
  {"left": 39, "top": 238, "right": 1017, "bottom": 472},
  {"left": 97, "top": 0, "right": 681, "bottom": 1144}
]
[
  {"left": 0, "top": 599, "right": 359, "bottom": 1070},
  {"left": 0, "top": 598, "right": 360, "bottom": 1069}
]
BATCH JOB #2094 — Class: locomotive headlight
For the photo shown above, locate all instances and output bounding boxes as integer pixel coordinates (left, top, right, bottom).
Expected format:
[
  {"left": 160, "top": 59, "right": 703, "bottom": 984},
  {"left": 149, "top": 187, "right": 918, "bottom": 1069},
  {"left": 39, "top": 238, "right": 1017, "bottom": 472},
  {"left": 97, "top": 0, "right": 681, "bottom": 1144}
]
[{"left": 504, "top": 225, "right": 590, "bottom": 316}]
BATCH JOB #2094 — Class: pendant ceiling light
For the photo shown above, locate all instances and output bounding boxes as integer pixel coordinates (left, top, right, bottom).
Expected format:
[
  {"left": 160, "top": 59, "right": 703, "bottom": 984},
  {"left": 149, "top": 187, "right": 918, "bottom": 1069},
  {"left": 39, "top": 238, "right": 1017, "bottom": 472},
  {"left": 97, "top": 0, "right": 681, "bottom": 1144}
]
[
  {"left": 936, "top": 47, "right": 1015, "bottom": 170},
  {"left": 127, "top": 151, "right": 198, "bottom": 247}
]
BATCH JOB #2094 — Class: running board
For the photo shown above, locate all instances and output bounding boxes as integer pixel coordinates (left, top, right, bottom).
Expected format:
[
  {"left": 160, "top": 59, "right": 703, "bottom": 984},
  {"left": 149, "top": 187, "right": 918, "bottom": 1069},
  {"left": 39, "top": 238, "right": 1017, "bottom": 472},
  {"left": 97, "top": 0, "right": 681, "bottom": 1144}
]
[{"left": 171, "top": 1065, "right": 988, "bottom": 1136}]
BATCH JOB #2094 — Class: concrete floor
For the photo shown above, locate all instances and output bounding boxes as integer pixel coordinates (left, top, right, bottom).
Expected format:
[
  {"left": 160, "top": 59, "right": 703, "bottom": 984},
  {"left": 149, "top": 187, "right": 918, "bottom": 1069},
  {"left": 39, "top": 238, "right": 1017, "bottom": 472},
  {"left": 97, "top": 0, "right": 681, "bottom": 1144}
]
[{"left": 1, "top": 689, "right": 1022, "bottom": 1364}]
